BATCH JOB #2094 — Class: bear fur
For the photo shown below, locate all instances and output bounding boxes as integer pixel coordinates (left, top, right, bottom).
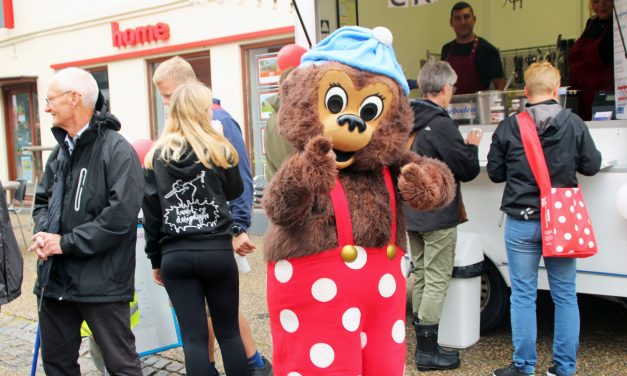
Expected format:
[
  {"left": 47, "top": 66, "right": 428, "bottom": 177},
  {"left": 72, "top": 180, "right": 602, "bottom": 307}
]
[{"left": 263, "top": 62, "right": 456, "bottom": 261}]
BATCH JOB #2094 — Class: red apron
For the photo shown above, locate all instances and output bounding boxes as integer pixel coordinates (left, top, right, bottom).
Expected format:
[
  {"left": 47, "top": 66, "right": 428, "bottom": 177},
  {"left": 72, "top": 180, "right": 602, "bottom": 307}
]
[
  {"left": 568, "top": 24, "right": 614, "bottom": 121},
  {"left": 267, "top": 168, "right": 408, "bottom": 376},
  {"left": 446, "top": 38, "right": 485, "bottom": 94}
]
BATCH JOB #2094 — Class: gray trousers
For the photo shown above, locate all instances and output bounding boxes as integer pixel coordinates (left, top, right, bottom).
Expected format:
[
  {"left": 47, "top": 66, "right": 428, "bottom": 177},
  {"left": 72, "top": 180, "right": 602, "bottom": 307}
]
[{"left": 409, "top": 227, "right": 457, "bottom": 325}]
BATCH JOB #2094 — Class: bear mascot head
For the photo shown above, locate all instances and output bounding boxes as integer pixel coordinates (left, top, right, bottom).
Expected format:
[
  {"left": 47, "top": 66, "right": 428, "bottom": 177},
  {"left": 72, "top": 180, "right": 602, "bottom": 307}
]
[{"left": 262, "top": 26, "right": 455, "bottom": 375}]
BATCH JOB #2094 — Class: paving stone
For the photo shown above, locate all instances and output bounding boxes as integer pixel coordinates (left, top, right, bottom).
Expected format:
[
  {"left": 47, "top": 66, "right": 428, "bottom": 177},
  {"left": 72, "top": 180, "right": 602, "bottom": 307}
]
[
  {"left": 165, "top": 361, "right": 184, "bottom": 372},
  {"left": 152, "top": 359, "right": 171, "bottom": 370},
  {"left": 141, "top": 355, "right": 160, "bottom": 366},
  {"left": 142, "top": 366, "right": 157, "bottom": 375},
  {"left": 152, "top": 370, "right": 171, "bottom": 376}
]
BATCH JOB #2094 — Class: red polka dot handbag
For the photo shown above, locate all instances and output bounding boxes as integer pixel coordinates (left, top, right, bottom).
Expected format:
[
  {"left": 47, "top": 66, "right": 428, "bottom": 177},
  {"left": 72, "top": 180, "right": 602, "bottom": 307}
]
[{"left": 517, "top": 112, "right": 598, "bottom": 258}]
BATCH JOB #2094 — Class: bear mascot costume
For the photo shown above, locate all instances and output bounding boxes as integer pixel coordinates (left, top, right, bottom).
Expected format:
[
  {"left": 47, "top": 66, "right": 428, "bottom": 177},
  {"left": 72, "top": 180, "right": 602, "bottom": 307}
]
[{"left": 263, "top": 26, "right": 456, "bottom": 375}]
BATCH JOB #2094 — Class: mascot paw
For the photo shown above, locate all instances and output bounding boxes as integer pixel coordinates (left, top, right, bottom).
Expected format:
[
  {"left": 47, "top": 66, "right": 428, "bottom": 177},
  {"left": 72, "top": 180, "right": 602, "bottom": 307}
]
[
  {"left": 399, "top": 161, "right": 455, "bottom": 211},
  {"left": 300, "top": 135, "right": 337, "bottom": 193}
]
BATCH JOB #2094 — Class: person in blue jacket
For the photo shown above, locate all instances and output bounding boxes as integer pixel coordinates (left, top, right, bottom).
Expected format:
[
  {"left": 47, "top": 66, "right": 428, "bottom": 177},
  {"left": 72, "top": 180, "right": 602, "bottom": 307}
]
[{"left": 152, "top": 56, "right": 272, "bottom": 376}]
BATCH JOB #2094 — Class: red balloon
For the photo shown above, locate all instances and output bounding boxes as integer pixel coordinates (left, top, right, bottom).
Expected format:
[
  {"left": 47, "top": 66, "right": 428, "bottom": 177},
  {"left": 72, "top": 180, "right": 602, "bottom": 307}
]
[
  {"left": 131, "top": 139, "right": 154, "bottom": 167},
  {"left": 277, "top": 44, "right": 308, "bottom": 70}
]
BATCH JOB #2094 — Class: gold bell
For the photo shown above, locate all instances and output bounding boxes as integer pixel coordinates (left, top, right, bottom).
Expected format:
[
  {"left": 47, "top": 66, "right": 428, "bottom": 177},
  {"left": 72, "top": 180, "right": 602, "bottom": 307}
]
[
  {"left": 341, "top": 245, "right": 358, "bottom": 262},
  {"left": 386, "top": 244, "right": 397, "bottom": 260}
]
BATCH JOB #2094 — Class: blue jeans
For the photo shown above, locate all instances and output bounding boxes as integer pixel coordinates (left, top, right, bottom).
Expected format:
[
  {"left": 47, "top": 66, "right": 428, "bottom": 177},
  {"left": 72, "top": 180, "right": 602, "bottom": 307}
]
[{"left": 505, "top": 216, "right": 579, "bottom": 376}]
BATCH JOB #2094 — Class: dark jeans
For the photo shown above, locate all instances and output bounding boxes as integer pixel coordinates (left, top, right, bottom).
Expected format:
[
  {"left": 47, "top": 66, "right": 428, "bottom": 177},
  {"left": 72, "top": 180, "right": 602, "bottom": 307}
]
[
  {"left": 161, "top": 249, "right": 247, "bottom": 376},
  {"left": 39, "top": 298, "right": 142, "bottom": 376}
]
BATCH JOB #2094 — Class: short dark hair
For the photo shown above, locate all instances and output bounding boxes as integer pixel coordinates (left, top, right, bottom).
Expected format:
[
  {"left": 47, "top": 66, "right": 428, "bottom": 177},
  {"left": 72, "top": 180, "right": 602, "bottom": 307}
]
[{"left": 451, "top": 1, "right": 474, "bottom": 18}]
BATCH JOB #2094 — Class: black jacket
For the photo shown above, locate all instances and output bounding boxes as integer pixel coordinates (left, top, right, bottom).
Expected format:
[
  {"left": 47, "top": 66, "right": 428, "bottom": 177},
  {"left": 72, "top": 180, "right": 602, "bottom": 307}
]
[
  {"left": 403, "top": 99, "right": 480, "bottom": 232},
  {"left": 33, "top": 112, "right": 144, "bottom": 303},
  {"left": 487, "top": 101, "right": 602, "bottom": 220},
  {"left": 142, "top": 149, "right": 243, "bottom": 269},
  {"left": 1, "top": 180, "right": 23, "bottom": 305}
]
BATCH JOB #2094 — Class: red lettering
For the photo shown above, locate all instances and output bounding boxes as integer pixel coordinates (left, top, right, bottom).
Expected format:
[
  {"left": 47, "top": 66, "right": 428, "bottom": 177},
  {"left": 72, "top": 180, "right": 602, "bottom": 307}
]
[
  {"left": 111, "top": 21, "right": 170, "bottom": 48},
  {"left": 155, "top": 23, "right": 170, "bottom": 41},
  {"left": 135, "top": 26, "right": 155, "bottom": 44},
  {"left": 111, "top": 22, "right": 123, "bottom": 47}
]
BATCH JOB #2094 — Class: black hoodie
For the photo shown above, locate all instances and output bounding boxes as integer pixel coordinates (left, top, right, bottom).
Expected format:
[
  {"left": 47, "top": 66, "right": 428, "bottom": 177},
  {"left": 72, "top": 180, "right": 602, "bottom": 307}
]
[
  {"left": 403, "top": 99, "right": 480, "bottom": 232},
  {"left": 33, "top": 110, "right": 144, "bottom": 303},
  {"left": 142, "top": 149, "right": 243, "bottom": 269},
  {"left": 487, "top": 100, "right": 602, "bottom": 220}
]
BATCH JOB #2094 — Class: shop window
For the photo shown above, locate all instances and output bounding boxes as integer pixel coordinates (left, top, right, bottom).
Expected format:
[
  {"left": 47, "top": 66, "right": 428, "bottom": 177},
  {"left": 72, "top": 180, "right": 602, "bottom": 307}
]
[
  {"left": 87, "top": 67, "right": 110, "bottom": 111},
  {"left": 147, "top": 52, "right": 211, "bottom": 139},
  {"left": 241, "top": 39, "right": 292, "bottom": 180}
]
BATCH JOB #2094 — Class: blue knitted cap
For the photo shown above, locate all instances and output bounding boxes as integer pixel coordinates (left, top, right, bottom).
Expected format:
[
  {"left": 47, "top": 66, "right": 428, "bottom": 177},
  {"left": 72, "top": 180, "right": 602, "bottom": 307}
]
[{"left": 300, "top": 26, "right": 409, "bottom": 96}]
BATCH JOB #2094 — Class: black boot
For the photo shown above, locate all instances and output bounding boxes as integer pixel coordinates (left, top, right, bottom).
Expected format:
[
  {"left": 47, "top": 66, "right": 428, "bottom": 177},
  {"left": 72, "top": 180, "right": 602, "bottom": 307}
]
[{"left": 414, "top": 323, "right": 461, "bottom": 371}]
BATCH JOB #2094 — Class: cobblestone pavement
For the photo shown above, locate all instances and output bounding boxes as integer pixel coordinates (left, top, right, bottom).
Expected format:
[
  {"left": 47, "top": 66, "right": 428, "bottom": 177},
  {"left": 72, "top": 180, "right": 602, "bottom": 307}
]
[{"left": 2, "top": 222, "right": 626, "bottom": 375}]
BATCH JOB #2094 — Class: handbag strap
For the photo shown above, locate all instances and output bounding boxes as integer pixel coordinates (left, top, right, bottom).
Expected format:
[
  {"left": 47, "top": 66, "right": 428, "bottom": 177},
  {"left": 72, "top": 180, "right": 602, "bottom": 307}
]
[{"left": 517, "top": 112, "right": 552, "bottom": 193}]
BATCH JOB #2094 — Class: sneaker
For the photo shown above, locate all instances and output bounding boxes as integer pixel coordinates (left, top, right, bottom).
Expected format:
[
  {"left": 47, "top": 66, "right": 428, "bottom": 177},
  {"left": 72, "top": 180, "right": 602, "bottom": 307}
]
[
  {"left": 493, "top": 364, "right": 534, "bottom": 376},
  {"left": 546, "top": 365, "right": 557, "bottom": 376},
  {"left": 249, "top": 356, "right": 273, "bottom": 376}
]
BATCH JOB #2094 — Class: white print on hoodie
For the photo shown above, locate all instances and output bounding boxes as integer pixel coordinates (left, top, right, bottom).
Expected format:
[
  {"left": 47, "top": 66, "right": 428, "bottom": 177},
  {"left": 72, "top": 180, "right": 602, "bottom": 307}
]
[{"left": 163, "top": 171, "right": 220, "bottom": 233}]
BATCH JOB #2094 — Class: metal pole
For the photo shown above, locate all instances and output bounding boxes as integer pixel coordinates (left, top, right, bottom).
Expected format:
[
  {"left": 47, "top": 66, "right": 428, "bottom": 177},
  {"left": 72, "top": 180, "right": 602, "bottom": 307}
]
[
  {"left": 31, "top": 324, "right": 40, "bottom": 376},
  {"left": 291, "top": 0, "right": 312, "bottom": 48}
]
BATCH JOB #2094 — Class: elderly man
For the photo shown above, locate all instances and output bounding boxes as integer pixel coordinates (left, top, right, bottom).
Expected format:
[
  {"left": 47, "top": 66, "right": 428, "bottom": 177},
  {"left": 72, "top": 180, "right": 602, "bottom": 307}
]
[
  {"left": 441, "top": 1, "right": 505, "bottom": 94},
  {"left": 30, "top": 67, "right": 143, "bottom": 375},
  {"left": 151, "top": 56, "right": 272, "bottom": 376},
  {"left": 405, "top": 60, "right": 482, "bottom": 371}
]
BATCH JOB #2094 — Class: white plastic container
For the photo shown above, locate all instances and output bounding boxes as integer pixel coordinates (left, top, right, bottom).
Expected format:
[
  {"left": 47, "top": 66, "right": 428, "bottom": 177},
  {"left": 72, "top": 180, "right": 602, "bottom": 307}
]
[{"left": 438, "top": 232, "right": 484, "bottom": 349}]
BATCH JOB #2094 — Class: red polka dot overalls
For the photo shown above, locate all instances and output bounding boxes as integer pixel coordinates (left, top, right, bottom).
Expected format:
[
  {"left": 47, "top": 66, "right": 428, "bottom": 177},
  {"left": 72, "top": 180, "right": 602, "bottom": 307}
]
[{"left": 267, "top": 168, "right": 408, "bottom": 375}]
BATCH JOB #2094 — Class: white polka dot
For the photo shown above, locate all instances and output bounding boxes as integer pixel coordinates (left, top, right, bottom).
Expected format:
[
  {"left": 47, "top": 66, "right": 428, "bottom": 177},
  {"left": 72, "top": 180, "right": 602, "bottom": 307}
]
[
  {"left": 378, "top": 274, "right": 396, "bottom": 298},
  {"left": 568, "top": 250, "right": 575, "bottom": 254},
  {"left": 287, "top": 373, "right": 302, "bottom": 376},
  {"left": 345, "top": 246, "right": 368, "bottom": 270},
  {"left": 280, "top": 309, "right": 299, "bottom": 333},
  {"left": 558, "top": 216, "right": 566, "bottom": 223},
  {"left": 310, "top": 343, "right": 334, "bottom": 368},
  {"left": 311, "top": 278, "right": 337, "bottom": 302},
  {"left": 556, "top": 246, "right": 564, "bottom": 253},
  {"left": 579, "top": 238, "right": 584, "bottom": 246},
  {"left": 576, "top": 213, "right": 582, "bottom": 220},
  {"left": 569, "top": 206, "right": 575, "bottom": 213},
  {"left": 575, "top": 224, "right": 579, "bottom": 232},
  {"left": 360, "top": 332, "right": 367, "bottom": 349},
  {"left": 342, "top": 307, "right": 361, "bottom": 332},
  {"left": 564, "top": 232, "right": 572, "bottom": 240},
  {"left": 579, "top": 201, "right": 584, "bottom": 208},
  {"left": 588, "top": 241, "right": 595, "bottom": 248},
  {"left": 391, "top": 320, "right": 405, "bottom": 343},
  {"left": 551, "top": 188, "right": 557, "bottom": 194},
  {"left": 565, "top": 190, "right": 573, "bottom": 197},
  {"left": 584, "top": 228, "right": 590, "bottom": 235},
  {"left": 275, "top": 260, "right": 293, "bottom": 283},
  {"left": 554, "top": 201, "right": 563, "bottom": 209}
]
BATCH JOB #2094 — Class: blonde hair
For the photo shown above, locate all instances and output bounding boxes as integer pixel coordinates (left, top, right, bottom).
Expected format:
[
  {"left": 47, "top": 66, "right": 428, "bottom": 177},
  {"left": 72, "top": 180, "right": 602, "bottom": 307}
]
[
  {"left": 152, "top": 56, "right": 196, "bottom": 86},
  {"left": 524, "top": 62, "right": 561, "bottom": 97},
  {"left": 144, "top": 82, "right": 239, "bottom": 170}
]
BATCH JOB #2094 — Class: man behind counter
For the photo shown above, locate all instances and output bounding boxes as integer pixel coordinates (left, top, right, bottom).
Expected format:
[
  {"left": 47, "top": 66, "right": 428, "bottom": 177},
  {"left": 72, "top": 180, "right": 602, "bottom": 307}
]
[{"left": 441, "top": 1, "right": 506, "bottom": 94}]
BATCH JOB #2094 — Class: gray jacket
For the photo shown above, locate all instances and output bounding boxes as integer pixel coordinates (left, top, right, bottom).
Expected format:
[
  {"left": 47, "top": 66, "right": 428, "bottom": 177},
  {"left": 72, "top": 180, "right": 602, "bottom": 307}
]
[{"left": 0, "top": 180, "right": 23, "bottom": 305}]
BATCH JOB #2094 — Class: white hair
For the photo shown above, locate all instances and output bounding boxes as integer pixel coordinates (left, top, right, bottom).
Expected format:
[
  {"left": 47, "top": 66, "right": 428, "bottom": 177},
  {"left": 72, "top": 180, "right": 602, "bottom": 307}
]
[
  {"left": 51, "top": 67, "right": 99, "bottom": 109},
  {"left": 418, "top": 60, "right": 458, "bottom": 97}
]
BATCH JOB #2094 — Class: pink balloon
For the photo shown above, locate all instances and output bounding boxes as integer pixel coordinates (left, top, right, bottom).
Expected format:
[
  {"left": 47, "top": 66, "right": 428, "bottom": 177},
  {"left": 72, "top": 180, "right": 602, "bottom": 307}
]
[
  {"left": 277, "top": 44, "right": 308, "bottom": 70},
  {"left": 131, "top": 139, "right": 154, "bottom": 167}
]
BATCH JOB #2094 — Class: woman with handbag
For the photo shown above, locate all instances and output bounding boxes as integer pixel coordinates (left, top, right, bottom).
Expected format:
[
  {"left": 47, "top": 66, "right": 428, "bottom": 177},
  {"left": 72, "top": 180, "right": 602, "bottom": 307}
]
[{"left": 487, "top": 62, "right": 602, "bottom": 376}]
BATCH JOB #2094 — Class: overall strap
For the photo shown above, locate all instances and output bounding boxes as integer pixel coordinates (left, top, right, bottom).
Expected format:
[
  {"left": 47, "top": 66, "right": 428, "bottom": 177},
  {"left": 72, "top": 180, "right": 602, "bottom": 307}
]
[
  {"left": 330, "top": 176, "right": 354, "bottom": 246},
  {"left": 517, "top": 112, "right": 552, "bottom": 193},
  {"left": 383, "top": 167, "right": 397, "bottom": 245}
]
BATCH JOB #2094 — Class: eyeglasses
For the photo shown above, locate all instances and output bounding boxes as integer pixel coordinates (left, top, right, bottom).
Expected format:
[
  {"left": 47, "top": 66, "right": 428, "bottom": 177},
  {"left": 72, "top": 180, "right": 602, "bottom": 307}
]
[{"left": 45, "top": 91, "right": 71, "bottom": 106}]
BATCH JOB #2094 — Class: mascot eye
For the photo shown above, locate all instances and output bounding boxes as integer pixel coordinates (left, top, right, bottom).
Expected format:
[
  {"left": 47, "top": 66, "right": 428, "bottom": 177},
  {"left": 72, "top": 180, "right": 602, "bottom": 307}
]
[
  {"left": 325, "top": 86, "right": 347, "bottom": 114},
  {"left": 359, "top": 95, "right": 384, "bottom": 121}
]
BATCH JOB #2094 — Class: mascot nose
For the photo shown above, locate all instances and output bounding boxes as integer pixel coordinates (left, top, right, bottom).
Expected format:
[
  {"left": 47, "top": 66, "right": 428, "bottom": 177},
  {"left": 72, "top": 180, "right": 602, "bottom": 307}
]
[{"left": 337, "top": 114, "right": 366, "bottom": 133}]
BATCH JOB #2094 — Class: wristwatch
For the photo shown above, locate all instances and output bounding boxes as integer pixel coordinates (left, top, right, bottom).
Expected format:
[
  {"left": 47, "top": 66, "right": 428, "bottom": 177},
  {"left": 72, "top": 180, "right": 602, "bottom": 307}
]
[{"left": 231, "top": 225, "right": 245, "bottom": 236}]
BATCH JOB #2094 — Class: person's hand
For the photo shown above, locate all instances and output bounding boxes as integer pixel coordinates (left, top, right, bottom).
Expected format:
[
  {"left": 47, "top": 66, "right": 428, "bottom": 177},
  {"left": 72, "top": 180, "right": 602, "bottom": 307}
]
[
  {"left": 152, "top": 269, "right": 164, "bottom": 286},
  {"left": 28, "top": 232, "right": 62, "bottom": 261},
  {"left": 233, "top": 232, "right": 256, "bottom": 256},
  {"left": 465, "top": 128, "right": 483, "bottom": 146}
]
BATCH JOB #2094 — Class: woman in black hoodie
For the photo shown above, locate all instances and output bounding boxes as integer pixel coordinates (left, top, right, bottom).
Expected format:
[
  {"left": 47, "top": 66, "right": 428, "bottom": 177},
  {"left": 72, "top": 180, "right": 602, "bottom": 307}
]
[{"left": 142, "top": 82, "right": 246, "bottom": 376}]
